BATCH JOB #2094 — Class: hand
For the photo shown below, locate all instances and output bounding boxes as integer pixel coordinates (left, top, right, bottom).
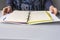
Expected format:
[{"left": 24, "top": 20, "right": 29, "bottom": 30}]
[
  {"left": 49, "top": 5, "right": 58, "bottom": 15},
  {"left": 2, "top": 6, "right": 12, "bottom": 15}
]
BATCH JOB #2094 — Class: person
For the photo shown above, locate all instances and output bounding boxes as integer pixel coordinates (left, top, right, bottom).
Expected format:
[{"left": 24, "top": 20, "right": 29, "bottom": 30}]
[{"left": 2, "top": 0, "right": 58, "bottom": 15}]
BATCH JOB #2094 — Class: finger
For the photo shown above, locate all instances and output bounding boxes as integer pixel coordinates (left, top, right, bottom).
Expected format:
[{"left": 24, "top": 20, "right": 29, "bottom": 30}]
[
  {"left": 2, "top": 7, "right": 7, "bottom": 15},
  {"left": 49, "top": 7, "right": 54, "bottom": 14},
  {"left": 7, "top": 7, "right": 12, "bottom": 13},
  {"left": 54, "top": 8, "right": 58, "bottom": 15}
]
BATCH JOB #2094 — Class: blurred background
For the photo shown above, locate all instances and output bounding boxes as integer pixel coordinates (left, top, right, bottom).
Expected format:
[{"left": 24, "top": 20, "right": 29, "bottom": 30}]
[{"left": 0, "top": 0, "right": 60, "bottom": 10}]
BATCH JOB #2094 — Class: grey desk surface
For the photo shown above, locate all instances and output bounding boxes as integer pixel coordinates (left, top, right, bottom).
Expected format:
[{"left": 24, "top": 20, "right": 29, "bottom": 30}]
[{"left": 0, "top": 11, "right": 60, "bottom": 40}]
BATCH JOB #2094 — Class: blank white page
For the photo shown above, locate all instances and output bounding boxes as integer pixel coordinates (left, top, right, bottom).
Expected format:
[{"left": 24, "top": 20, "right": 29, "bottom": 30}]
[
  {"left": 5, "top": 10, "right": 29, "bottom": 22},
  {"left": 28, "top": 11, "right": 52, "bottom": 24}
]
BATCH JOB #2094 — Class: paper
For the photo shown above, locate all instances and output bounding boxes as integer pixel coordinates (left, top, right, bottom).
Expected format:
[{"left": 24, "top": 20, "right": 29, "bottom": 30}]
[
  {"left": 47, "top": 11, "right": 60, "bottom": 22},
  {"left": 4, "top": 10, "right": 29, "bottom": 23},
  {"left": 0, "top": 10, "right": 60, "bottom": 24},
  {"left": 28, "top": 11, "right": 53, "bottom": 24},
  {"left": 0, "top": 14, "right": 10, "bottom": 22}
]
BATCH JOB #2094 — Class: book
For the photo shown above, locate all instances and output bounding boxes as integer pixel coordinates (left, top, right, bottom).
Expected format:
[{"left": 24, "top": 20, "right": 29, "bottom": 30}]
[
  {"left": 0, "top": 10, "right": 53, "bottom": 24},
  {"left": 28, "top": 11, "right": 52, "bottom": 24}
]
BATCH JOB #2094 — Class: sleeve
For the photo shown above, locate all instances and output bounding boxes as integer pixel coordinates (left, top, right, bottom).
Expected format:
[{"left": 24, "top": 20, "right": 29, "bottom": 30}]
[
  {"left": 45, "top": 0, "right": 53, "bottom": 10},
  {"left": 6, "top": 0, "right": 13, "bottom": 7},
  {"left": 6, "top": 0, "right": 14, "bottom": 10}
]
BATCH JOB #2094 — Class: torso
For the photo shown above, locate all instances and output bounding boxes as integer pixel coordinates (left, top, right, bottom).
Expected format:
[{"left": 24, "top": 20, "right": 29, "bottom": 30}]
[{"left": 13, "top": 0, "right": 45, "bottom": 10}]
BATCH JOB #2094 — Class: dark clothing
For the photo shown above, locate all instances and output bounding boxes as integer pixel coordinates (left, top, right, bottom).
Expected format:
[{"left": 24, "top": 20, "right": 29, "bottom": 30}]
[{"left": 6, "top": 0, "right": 53, "bottom": 10}]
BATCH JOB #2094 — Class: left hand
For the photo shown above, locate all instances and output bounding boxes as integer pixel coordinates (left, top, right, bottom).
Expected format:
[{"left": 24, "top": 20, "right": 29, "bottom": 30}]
[{"left": 49, "top": 5, "right": 58, "bottom": 15}]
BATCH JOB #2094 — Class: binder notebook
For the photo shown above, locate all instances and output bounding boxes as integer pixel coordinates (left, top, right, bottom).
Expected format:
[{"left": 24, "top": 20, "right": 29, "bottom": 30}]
[
  {"left": 28, "top": 11, "right": 52, "bottom": 24},
  {"left": 1, "top": 11, "right": 29, "bottom": 24},
  {"left": 0, "top": 10, "right": 60, "bottom": 24}
]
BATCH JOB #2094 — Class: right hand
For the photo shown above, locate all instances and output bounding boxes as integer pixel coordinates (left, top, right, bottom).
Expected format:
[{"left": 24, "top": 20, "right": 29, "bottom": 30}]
[
  {"left": 2, "top": 6, "right": 12, "bottom": 15},
  {"left": 49, "top": 5, "right": 58, "bottom": 15}
]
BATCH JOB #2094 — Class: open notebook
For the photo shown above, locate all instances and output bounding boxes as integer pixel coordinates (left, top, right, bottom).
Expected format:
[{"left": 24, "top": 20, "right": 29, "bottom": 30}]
[{"left": 0, "top": 10, "right": 60, "bottom": 24}]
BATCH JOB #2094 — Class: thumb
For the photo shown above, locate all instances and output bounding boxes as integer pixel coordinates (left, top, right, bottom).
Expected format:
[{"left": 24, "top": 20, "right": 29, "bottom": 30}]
[{"left": 49, "top": 6, "right": 54, "bottom": 13}]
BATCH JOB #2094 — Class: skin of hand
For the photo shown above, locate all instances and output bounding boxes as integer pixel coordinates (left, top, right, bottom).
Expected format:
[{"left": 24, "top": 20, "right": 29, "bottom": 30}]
[
  {"left": 49, "top": 5, "right": 58, "bottom": 15},
  {"left": 2, "top": 5, "right": 58, "bottom": 15},
  {"left": 2, "top": 6, "right": 12, "bottom": 15}
]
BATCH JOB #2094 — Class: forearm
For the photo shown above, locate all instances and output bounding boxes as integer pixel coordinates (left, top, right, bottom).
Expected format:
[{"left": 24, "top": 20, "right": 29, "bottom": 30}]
[
  {"left": 45, "top": 0, "right": 53, "bottom": 10},
  {"left": 6, "top": 0, "right": 13, "bottom": 6},
  {"left": 6, "top": 0, "right": 14, "bottom": 10}
]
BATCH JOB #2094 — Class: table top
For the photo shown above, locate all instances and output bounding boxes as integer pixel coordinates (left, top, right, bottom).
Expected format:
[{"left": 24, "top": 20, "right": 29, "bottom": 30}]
[{"left": 0, "top": 11, "right": 60, "bottom": 40}]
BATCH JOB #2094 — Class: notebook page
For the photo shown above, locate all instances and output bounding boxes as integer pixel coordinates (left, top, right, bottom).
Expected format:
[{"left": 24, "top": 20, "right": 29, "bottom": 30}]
[
  {"left": 47, "top": 11, "right": 60, "bottom": 21},
  {"left": 4, "top": 10, "right": 29, "bottom": 22},
  {"left": 0, "top": 14, "right": 10, "bottom": 22},
  {"left": 28, "top": 11, "right": 52, "bottom": 24}
]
